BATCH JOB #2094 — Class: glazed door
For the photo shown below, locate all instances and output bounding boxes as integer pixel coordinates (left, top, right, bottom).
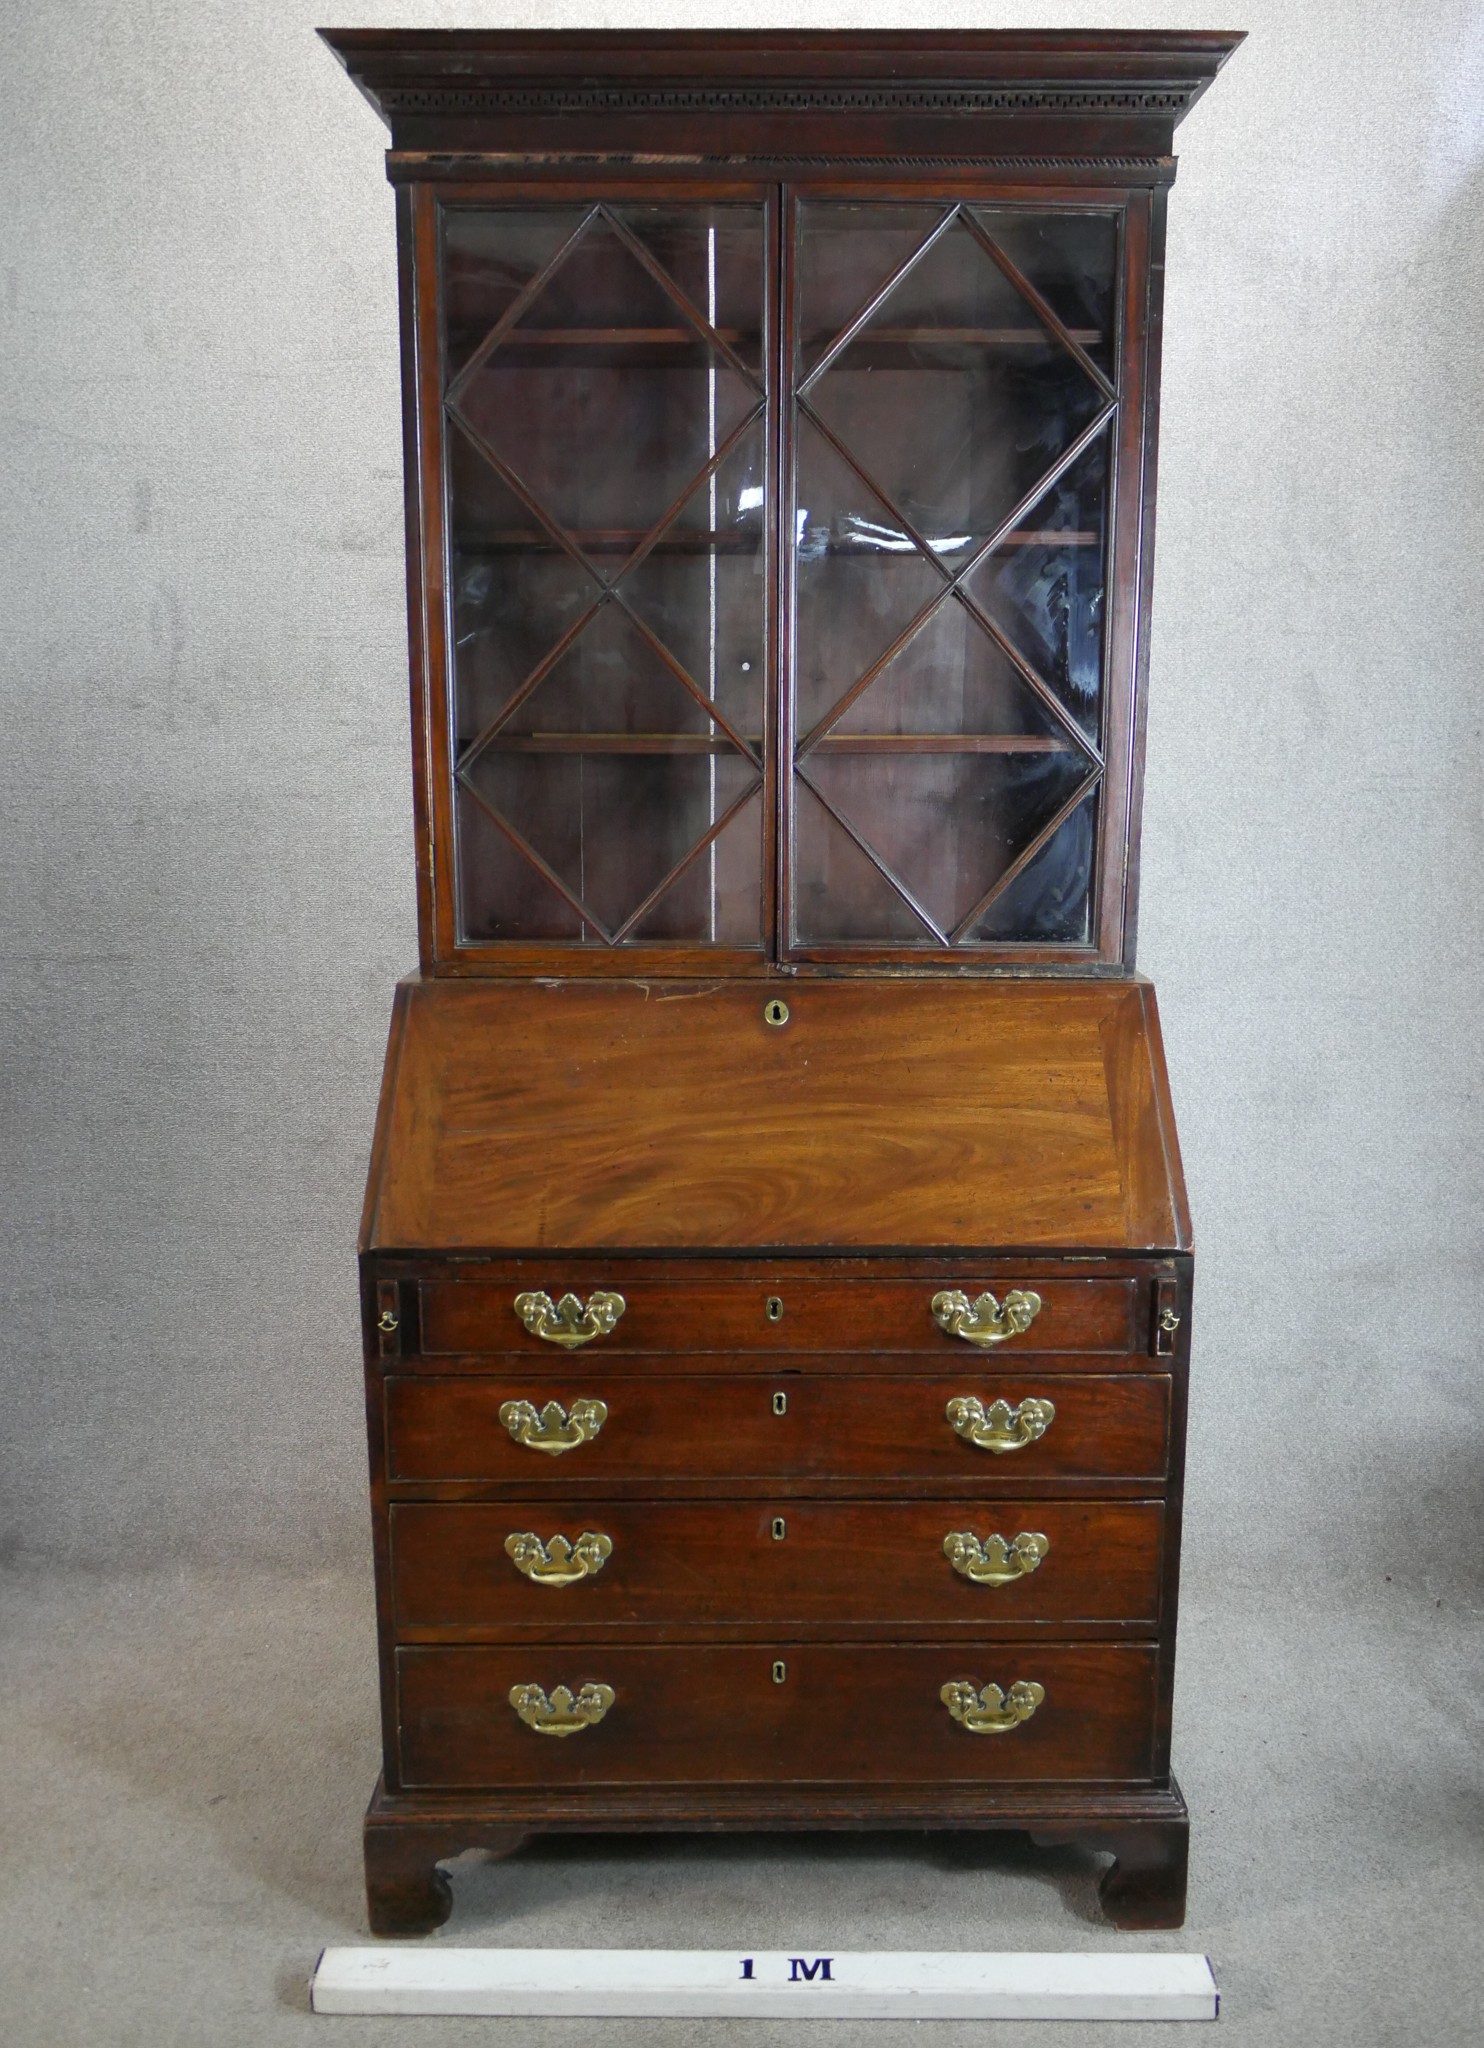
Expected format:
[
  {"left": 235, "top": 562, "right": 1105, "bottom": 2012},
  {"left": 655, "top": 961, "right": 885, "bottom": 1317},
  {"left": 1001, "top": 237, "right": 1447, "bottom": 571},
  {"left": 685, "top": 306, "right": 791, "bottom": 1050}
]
[
  {"left": 418, "top": 184, "right": 1147, "bottom": 972},
  {"left": 436, "top": 192, "right": 776, "bottom": 961},
  {"left": 783, "top": 193, "right": 1130, "bottom": 963}
]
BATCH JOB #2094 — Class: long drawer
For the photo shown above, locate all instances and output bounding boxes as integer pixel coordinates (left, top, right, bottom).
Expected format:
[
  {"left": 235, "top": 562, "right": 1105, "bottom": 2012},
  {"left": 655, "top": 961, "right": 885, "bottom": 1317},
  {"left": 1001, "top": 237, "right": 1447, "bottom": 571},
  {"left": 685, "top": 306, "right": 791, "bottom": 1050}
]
[
  {"left": 384, "top": 1374, "right": 1172, "bottom": 1486},
  {"left": 389, "top": 1499, "right": 1165, "bottom": 1633},
  {"left": 394, "top": 1643, "right": 1160, "bottom": 1789},
  {"left": 417, "top": 1277, "right": 1139, "bottom": 1357}
]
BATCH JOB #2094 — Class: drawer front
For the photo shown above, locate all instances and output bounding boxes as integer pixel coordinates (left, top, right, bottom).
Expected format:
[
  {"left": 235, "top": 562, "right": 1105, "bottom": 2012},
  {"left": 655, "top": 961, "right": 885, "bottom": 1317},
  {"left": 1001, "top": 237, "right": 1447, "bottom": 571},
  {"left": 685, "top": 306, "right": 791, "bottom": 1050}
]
[
  {"left": 395, "top": 1642, "right": 1159, "bottom": 1789},
  {"left": 390, "top": 1499, "right": 1165, "bottom": 1633},
  {"left": 418, "top": 1277, "right": 1138, "bottom": 1358},
  {"left": 385, "top": 1374, "right": 1172, "bottom": 1486}
]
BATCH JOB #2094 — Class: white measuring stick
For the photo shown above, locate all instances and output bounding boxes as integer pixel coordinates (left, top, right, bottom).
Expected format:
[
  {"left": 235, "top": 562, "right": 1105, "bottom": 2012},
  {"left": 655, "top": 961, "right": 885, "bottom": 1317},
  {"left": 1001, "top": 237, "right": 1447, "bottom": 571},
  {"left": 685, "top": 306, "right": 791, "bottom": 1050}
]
[{"left": 311, "top": 1947, "right": 1218, "bottom": 2019}]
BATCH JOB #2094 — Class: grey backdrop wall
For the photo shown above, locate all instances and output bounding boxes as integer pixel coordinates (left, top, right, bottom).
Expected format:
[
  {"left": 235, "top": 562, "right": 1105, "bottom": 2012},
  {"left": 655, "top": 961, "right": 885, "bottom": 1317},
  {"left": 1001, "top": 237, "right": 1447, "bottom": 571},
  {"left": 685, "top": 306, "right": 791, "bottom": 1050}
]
[{"left": 3, "top": 1, "right": 1481, "bottom": 1626}]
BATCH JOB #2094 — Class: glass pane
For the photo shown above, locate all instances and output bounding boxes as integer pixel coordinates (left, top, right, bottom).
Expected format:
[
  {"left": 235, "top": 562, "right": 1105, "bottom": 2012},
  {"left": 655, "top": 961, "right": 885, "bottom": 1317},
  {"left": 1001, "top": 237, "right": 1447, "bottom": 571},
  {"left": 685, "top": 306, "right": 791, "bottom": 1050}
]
[
  {"left": 621, "top": 423, "right": 766, "bottom": 745},
  {"left": 442, "top": 206, "right": 588, "bottom": 377},
  {"left": 445, "top": 202, "right": 768, "bottom": 950},
  {"left": 616, "top": 205, "right": 766, "bottom": 374},
  {"left": 627, "top": 788, "right": 764, "bottom": 945},
  {"left": 799, "top": 750, "right": 1093, "bottom": 942},
  {"left": 792, "top": 781, "right": 930, "bottom": 945},
  {"left": 451, "top": 213, "right": 762, "bottom": 545},
  {"left": 790, "top": 202, "right": 1112, "bottom": 952},
  {"left": 795, "top": 203, "right": 951, "bottom": 379},
  {"left": 464, "top": 745, "right": 760, "bottom": 943},
  {"left": 967, "top": 791, "right": 1097, "bottom": 944},
  {"left": 793, "top": 414, "right": 944, "bottom": 740},
  {"left": 969, "top": 208, "right": 1119, "bottom": 378},
  {"left": 456, "top": 792, "right": 586, "bottom": 944},
  {"left": 962, "top": 432, "right": 1111, "bottom": 744},
  {"left": 447, "top": 420, "right": 601, "bottom": 751},
  {"left": 804, "top": 213, "right": 1106, "bottom": 553},
  {"left": 830, "top": 595, "right": 1073, "bottom": 743}
]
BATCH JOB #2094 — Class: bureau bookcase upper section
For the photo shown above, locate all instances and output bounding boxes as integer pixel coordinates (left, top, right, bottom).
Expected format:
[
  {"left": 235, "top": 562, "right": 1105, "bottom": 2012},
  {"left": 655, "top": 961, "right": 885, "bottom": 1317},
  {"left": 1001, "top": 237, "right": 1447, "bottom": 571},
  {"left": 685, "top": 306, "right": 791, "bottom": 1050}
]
[{"left": 323, "top": 31, "right": 1242, "bottom": 976}]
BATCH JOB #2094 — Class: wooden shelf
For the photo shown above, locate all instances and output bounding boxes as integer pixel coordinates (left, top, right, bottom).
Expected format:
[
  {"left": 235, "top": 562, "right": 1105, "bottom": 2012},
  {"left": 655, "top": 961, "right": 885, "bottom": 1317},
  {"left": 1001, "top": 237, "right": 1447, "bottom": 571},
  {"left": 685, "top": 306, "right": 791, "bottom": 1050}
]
[
  {"left": 848, "top": 327, "right": 1101, "bottom": 345},
  {"left": 454, "top": 529, "right": 1093, "bottom": 556},
  {"left": 456, "top": 529, "right": 760, "bottom": 556},
  {"left": 812, "top": 734, "right": 1081, "bottom": 754},
  {"left": 467, "top": 733, "right": 1078, "bottom": 757}
]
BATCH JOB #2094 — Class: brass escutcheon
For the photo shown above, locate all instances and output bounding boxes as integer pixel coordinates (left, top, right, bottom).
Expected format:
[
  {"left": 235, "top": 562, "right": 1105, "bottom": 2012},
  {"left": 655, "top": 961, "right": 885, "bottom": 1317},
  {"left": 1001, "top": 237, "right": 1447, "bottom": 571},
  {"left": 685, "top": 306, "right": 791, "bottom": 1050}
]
[
  {"left": 504, "top": 1530, "right": 613, "bottom": 1586},
  {"left": 943, "top": 1530, "right": 1049, "bottom": 1586},
  {"left": 945, "top": 1394, "right": 1055, "bottom": 1455},
  {"left": 508, "top": 1682, "right": 615, "bottom": 1737},
  {"left": 514, "top": 1289, "right": 626, "bottom": 1349},
  {"left": 765, "top": 1296, "right": 785, "bottom": 1322},
  {"left": 940, "top": 1679, "right": 1045, "bottom": 1734},
  {"left": 764, "top": 998, "right": 790, "bottom": 1027},
  {"left": 771, "top": 1390, "right": 788, "bottom": 1417},
  {"left": 499, "top": 1397, "right": 609, "bottom": 1456},
  {"left": 932, "top": 1288, "right": 1043, "bottom": 1347}
]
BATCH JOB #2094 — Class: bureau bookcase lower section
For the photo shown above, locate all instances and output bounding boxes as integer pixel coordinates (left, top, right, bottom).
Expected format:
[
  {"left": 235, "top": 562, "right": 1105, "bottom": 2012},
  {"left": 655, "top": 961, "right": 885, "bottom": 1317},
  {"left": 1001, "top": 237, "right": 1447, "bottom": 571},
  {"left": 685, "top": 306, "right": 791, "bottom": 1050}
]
[{"left": 359, "top": 1250, "right": 1191, "bottom": 1936}]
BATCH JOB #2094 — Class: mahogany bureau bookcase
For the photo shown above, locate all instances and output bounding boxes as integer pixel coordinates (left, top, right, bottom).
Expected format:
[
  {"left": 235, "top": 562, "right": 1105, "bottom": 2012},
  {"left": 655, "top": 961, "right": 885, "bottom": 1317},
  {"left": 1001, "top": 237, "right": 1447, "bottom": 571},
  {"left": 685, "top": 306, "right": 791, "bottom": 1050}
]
[{"left": 322, "top": 27, "right": 1241, "bottom": 1937}]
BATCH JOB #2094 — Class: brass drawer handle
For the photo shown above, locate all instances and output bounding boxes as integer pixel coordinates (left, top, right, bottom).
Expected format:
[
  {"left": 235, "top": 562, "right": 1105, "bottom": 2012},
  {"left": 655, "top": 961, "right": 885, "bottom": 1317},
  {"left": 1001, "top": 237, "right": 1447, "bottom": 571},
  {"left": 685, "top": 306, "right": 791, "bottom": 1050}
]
[
  {"left": 514, "top": 1289, "right": 626, "bottom": 1349},
  {"left": 504, "top": 1530, "right": 613, "bottom": 1586},
  {"left": 932, "top": 1288, "right": 1042, "bottom": 1347},
  {"left": 941, "top": 1679, "right": 1046, "bottom": 1735},
  {"left": 944, "top": 1530, "right": 1049, "bottom": 1585},
  {"left": 946, "top": 1394, "right": 1055, "bottom": 1454},
  {"left": 498, "top": 1396, "right": 608, "bottom": 1456},
  {"left": 508, "top": 1682, "right": 615, "bottom": 1737}
]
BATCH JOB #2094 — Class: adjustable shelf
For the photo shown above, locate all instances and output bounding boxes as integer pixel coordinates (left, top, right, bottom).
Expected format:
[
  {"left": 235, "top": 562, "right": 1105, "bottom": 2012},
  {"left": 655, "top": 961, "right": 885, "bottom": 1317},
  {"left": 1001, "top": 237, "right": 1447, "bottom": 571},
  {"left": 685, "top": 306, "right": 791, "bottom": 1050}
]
[
  {"left": 455, "top": 530, "right": 1096, "bottom": 556},
  {"left": 467, "top": 733, "right": 1083, "bottom": 756}
]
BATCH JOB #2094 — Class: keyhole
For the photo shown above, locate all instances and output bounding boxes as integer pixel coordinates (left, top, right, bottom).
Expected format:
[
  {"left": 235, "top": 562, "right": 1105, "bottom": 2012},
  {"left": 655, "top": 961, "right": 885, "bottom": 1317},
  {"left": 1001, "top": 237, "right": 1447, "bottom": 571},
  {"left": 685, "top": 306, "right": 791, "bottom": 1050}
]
[
  {"left": 771, "top": 1516, "right": 787, "bottom": 1541},
  {"left": 765, "top": 1296, "right": 784, "bottom": 1322},
  {"left": 764, "top": 998, "right": 789, "bottom": 1027},
  {"left": 772, "top": 1660, "right": 787, "bottom": 1684},
  {"left": 772, "top": 1391, "right": 788, "bottom": 1417}
]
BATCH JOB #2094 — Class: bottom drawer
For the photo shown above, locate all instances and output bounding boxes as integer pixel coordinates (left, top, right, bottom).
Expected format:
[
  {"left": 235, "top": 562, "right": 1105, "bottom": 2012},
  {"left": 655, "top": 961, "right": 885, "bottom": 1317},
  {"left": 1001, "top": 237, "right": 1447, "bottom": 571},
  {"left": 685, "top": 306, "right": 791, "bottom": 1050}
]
[{"left": 395, "top": 1642, "right": 1158, "bottom": 1790}]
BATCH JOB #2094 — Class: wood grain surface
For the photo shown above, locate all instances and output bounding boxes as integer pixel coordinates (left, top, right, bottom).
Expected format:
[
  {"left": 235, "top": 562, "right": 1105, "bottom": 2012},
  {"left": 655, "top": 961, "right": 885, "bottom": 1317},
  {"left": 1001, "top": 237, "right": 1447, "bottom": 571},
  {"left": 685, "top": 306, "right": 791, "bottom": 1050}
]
[
  {"left": 389, "top": 1497, "right": 1165, "bottom": 1635},
  {"left": 418, "top": 1273, "right": 1136, "bottom": 1355},
  {"left": 384, "top": 1372, "right": 1172, "bottom": 1486},
  {"left": 394, "top": 1640, "right": 1160, "bottom": 1789},
  {"left": 364, "top": 976, "right": 1188, "bottom": 1253}
]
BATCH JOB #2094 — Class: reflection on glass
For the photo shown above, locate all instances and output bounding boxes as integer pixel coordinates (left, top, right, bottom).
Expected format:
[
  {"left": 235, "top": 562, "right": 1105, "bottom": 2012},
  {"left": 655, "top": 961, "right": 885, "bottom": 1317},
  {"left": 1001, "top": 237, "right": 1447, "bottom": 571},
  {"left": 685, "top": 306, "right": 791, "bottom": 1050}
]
[
  {"left": 790, "top": 200, "right": 1115, "bottom": 949},
  {"left": 443, "top": 203, "right": 767, "bottom": 947},
  {"left": 801, "top": 751, "right": 1094, "bottom": 943},
  {"left": 969, "top": 209, "right": 1119, "bottom": 377}
]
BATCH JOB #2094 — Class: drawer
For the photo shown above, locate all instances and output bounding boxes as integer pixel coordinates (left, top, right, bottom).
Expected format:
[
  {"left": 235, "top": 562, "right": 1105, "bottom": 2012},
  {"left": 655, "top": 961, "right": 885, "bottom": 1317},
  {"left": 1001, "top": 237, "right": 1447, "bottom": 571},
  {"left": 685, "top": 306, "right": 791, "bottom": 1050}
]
[
  {"left": 416, "top": 1277, "right": 1138, "bottom": 1358},
  {"left": 384, "top": 1374, "right": 1171, "bottom": 1487},
  {"left": 395, "top": 1642, "right": 1160, "bottom": 1789},
  {"left": 389, "top": 1499, "right": 1165, "bottom": 1634}
]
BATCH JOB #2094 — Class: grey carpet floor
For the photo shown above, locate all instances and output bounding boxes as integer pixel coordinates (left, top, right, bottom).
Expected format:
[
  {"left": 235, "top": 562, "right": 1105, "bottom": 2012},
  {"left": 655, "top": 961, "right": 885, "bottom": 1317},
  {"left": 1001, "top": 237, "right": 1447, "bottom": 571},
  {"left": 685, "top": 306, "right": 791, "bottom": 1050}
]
[{"left": 2, "top": 1561, "right": 1479, "bottom": 2046}]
